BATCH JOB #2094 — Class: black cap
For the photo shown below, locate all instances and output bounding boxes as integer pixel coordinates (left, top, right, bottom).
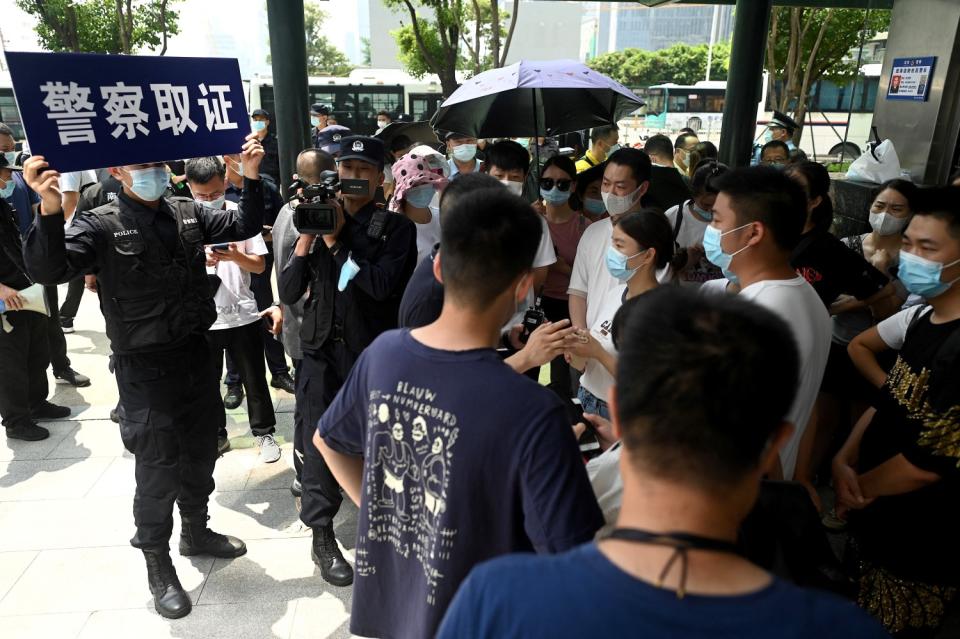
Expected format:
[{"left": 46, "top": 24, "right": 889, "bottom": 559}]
[
  {"left": 315, "top": 125, "right": 353, "bottom": 154},
  {"left": 310, "top": 103, "right": 331, "bottom": 116},
  {"left": 769, "top": 110, "right": 799, "bottom": 133},
  {"left": 251, "top": 108, "right": 270, "bottom": 119},
  {"left": 444, "top": 131, "right": 473, "bottom": 141},
  {"left": 337, "top": 136, "right": 385, "bottom": 169}
]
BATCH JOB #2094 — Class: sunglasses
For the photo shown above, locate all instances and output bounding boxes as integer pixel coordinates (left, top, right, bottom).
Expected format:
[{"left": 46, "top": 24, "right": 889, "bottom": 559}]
[{"left": 539, "top": 178, "right": 573, "bottom": 192}]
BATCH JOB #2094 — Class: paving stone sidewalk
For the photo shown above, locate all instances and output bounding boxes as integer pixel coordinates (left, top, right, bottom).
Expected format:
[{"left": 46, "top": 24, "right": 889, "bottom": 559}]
[{"left": 0, "top": 287, "right": 359, "bottom": 639}]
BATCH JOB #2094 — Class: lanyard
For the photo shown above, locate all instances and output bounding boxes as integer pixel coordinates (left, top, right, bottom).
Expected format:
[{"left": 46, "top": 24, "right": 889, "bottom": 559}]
[{"left": 605, "top": 528, "right": 740, "bottom": 599}]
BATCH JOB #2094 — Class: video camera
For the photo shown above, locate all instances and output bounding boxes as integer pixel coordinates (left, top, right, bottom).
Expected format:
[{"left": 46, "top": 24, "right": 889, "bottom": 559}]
[{"left": 289, "top": 170, "right": 340, "bottom": 235}]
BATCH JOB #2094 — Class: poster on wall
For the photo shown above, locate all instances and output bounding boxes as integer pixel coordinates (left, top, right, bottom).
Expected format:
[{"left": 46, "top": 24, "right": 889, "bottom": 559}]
[{"left": 886, "top": 57, "right": 936, "bottom": 102}]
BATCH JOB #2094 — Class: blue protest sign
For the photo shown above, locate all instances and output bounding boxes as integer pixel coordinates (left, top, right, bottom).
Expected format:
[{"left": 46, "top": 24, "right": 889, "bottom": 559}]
[
  {"left": 4, "top": 52, "right": 250, "bottom": 173},
  {"left": 886, "top": 56, "right": 936, "bottom": 102}
]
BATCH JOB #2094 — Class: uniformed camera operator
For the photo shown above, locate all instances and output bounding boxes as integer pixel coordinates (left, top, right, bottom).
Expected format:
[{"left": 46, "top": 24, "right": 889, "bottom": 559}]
[
  {"left": 21, "top": 133, "right": 266, "bottom": 620},
  {"left": 278, "top": 135, "right": 417, "bottom": 587}
]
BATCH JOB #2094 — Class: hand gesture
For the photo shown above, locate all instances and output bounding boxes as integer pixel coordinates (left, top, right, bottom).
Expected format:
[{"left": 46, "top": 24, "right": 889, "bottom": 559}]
[
  {"left": 832, "top": 456, "right": 869, "bottom": 515},
  {"left": 22, "top": 156, "right": 62, "bottom": 216},
  {"left": 578, "top": 413, "right": 618, "bottom": 451},
  {"left": 240, "top": 132, "right": 264, "bottom": 180},
  {"left": 564, "top": 328, "right": 600, "bottom": 360},
  {"left": 210, "top": 242, "right": 241, "bottom": 262},
  {"left": 0, "top": 284, "right": 26, "bottom": 310},
  {"left": 84, "top": 274, "right": 98, "bottom": 292},
  {"left": 519, "top": 319, "right": 576, "bottom": 368},
  {"left": 259, "top": 306, "right": 283, "bottom": 336}
]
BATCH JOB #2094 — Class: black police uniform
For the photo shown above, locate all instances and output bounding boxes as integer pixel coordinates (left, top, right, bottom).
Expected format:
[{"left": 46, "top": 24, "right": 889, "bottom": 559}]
[
  {"left": 0, "top": 198, "right": 51, "bottom": 436},
  {"left": 278, "top": 140, "right": 417, "bottom": 570},
  {"left": 23, "top": 181, "right": 264, "bottom": 549}
]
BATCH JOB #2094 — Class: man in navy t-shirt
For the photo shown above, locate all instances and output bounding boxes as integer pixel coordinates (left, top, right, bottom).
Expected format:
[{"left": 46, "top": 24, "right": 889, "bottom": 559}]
[
  {"left": 438, "top": 288, "right": 888, "bottom": 639},
  {"left": 316, "top": 189, "right": 603, "bottom": 639}
]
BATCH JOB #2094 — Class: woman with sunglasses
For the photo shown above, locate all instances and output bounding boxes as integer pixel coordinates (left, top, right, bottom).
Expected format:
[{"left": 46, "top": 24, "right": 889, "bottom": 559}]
[{"left": 539, "top": 155, "right": 590, "bottom": 398}]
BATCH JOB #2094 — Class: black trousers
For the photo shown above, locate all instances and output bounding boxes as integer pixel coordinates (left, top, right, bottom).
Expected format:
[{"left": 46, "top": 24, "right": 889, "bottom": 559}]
[
  {"left": 225, "top": 252, "right": 288, "bottom": 383},
  {"left": 59, "top": 276, "right": 85, "bottom": 320},
  {"left": 115, "top": 336, "right": 224, "bottom": 549},
  {"left": 43, "top": 285, "right": 71, "bottom": 372},
  {"left": 0, "top": 311, "right": 50, "bottom": 429},
  {"left": 298, "top": 341, "right": 358, "bottom": 529},
  {"left": 207, "top": 321, "right": 276, "bottom": 437}
]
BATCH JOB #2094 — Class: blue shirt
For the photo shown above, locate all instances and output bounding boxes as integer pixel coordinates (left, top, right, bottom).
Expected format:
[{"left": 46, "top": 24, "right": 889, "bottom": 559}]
[
  {"left": 4, "top": 172, "right": 40, "bottom": 234},
  {"left": 438, "top": 543, "right": 889, "bottom": 639},
  {"left": 447, "top": 158, "right": 481, "bottom": 179},
  {"left": 319, "top": 329, "right": 604, "bottom": 639}
]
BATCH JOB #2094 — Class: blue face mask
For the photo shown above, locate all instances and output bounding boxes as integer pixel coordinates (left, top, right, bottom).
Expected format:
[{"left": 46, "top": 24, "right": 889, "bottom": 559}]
[
  {"left": 583, "top": 197, "right": 605, "bottom": 216},
  {"left": 605, "top": 246, "right": 645, "bottom": 282},
  {"left": 310, "top": 116, "right": 320, "bottom": 127},
  {"left": 125, "top": 167, "right": 169, "bottom": 201},
  {"left": 252, "top": 120, "right": 267, "bottom": 132},
  {"left": 2, "top": 151, "right": 17, "bottom": 167},
  {"left": 196, "top": 196, "right": 225, "bottom": 210},
  {"left": 540, "top": 186, "right": 571, "bottom": 205},
  {"left": 703, "top": 223, "right": 752, "bottom": 283},
  {"left": 0, "top": 176, "right": 14, "bottom": 199},
  {"left": 405, "top": 184, "right": 435, "bottom": 209},
  {"left": 898, "top": 251, "right": 960, "bottom": 299},
  {"left": 514, "top": 138, "right": 530, "bottom": 148},
  {"left": 764, "top": 130, "right": 774, "bottom": 143},
  {"left": 690, "top": 201, "right": 712, "bottom": 221}
]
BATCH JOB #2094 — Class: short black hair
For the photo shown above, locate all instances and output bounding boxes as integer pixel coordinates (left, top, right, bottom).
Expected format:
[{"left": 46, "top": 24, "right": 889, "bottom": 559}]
[
  {"left": 296, "top": 148, "right": 336, "bottom": 183},
  {"left": 607, "top": 147, "right": 652, "bottom": 186},
  {"left": 912, "top": 186, "right": 960, "bottom": 238},
  {"left": 0, "top": 123, "right": 13, "bottom": 139},
  {"left": 615, "top": 287, "right": 799, "bottom": 490},
  {"left": 713, "top": 166, "right": 807, "bottom": 251},
  {"left": 438, "top": 172, "right": 503, "bottom": 220},
  {"left": 590, "top": 125, "right": 619, "bottom": 144},
  {"left": 674, "top": 132, "right": 698, "bottom": 150},
  {"left": 784, "top": 161, "right": 833, "bottom": 233},
  {"left": 484, "top": 140, "right": 530, "bottom": 175},
  {"left": 643, "top": 134, "right": 674, "bottom": 160},
  {"left": 389, "top": 134, "right": 413, "bottom": 154},
  {"left": 377, "top": 110, "right": 393, "bottom": 119},
  {"left": 678, "top": 127, "right": 697, "bottom": 136},
  {"left": 761, "top": 140, "right": 790, "bottom": 159},
  {"left": 690, "top": 160, "right": 728, "bottom": 198},
  {"left": 874, "top": 178, "right": 918, "bottom": 210},
  {"left": 541, "top": 155, "right": 577, "bottom": 181},
  {"left": 614, "top": 208, "right": 674, "bottom": 269},
  {"left": 440, "top": 189, "right": 542, "bottom": 308},
  {"left": 689, "top": 141, "right": 718, "bottom": 169},
  {"left": 185, "top": 156, "right": 225, "bottom": 184}
]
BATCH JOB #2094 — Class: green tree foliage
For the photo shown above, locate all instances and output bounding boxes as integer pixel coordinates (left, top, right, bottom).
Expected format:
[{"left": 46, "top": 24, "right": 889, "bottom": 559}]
[
  {"left": 15, "top": 0, "right": 180, "bottom": 54},
  {"left": 266, "top": 2, "right": 353, "bottom": 77},
  {"left": 384, "top": 0, "right": 520, "bottom": 97},
  {"left": 765, "top": 7, "right": 890, "bottom": 142},
  {"left": 587, "top": 42, "right": 731, "bottom": 89}
]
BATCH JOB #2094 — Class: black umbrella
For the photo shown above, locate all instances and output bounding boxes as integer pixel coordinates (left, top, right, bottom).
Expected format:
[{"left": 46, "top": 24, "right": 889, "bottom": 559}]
[{"left": 374, "top": 120, "right": 440, "bottom": 150}]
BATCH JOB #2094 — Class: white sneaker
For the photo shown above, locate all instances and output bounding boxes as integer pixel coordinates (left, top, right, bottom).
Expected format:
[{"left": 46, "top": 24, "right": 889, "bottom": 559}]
[{"left": 256, "top": 434, "right": 281, "bottom": 464}]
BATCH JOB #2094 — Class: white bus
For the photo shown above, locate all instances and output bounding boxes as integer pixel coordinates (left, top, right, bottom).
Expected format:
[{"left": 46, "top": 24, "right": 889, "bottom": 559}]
[{"left": 622, "top": 71, "right": 879, "bottom": 161}]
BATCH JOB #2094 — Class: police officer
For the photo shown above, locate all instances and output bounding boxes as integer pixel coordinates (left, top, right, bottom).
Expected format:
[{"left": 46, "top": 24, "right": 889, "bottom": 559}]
[
  {"left": 752, "top": 110, "right": 799, "bottom": 165},
  {"left": 21, "top": 133, "right": 266, "bottom": 620},
  {"left": 278, "top": 136, "right": 417, "bottom": 586},
  {"left": 310, "top": 103, "right": 331, "bottom": 148}
]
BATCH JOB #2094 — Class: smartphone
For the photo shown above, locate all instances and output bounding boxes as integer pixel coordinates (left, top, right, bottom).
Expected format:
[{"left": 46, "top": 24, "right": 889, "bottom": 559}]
[
  {"left": 572, "top": 399, "right": 602, "bottom": 459},
  {"left": 261, "top": 313, "right": 275, "bottom": 330},
  {"left": 211, "top": 243, "right": 230, "bottom": 252}
]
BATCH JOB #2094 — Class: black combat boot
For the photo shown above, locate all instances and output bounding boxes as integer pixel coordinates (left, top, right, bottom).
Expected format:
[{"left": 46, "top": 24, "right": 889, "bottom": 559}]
[
  {"left": 142, "top": 548, "right": 191, "bottom": 619},
  {"left": 179, "top": 511, "right": 247, "bottom": 558},
  {"left": 311, "top": 524, "right": 353, "bottom": 586}
]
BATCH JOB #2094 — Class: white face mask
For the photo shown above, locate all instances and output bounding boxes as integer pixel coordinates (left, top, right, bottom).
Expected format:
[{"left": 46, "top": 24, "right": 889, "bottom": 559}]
[
  {"left": 196, "top": 196, "right": 225, "bottom": 210},
  {"left": 869, "top": 211, "right": 908, "bottom": 236},
  {"left": 601, "top": 184, "right": 643, "bottom": 217},
  {"left": 500, "top": 179, "right": 524, "bottom": 196}
]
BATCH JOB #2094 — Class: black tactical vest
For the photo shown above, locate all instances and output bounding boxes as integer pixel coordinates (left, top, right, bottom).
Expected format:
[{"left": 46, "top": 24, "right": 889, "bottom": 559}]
[{"left": 92, "top": 198, "right": 216, "bottom": 353}]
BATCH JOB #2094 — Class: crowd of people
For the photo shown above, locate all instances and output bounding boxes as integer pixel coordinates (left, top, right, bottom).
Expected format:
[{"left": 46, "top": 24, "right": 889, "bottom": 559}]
[{"left": 1, "top": 100, "right": 959, "bottom": 639}]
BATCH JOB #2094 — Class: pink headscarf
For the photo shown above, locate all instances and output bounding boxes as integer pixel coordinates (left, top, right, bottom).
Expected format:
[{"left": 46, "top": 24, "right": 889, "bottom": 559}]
[{"left": 390, "top": 148, "right": 449, "bottom": 210}]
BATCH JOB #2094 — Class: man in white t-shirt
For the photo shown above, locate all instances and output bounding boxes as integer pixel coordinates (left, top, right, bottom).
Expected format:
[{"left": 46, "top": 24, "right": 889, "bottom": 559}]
[
  {"left": 568, "top": 148, "right": 650, "bottom": 330},
  {"left": 186, "top": 157, "right": 280, "bottom": 464},
  {"left": 702, "top": 166, "right": 830, "bottom": 480}
]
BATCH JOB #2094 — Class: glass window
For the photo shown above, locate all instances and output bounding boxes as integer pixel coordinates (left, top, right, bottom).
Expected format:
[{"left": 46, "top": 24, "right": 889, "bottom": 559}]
[
  {"left": 0, "top": 90, "right": 24, "bottom": 139},
  {"left": 667, "top": 94, "right": 688, "bottom": 113},
  {"left": 705, "top": 94, "right": 725, "bottom": 113},
  {"left": 687, "top": 93, "right": 704, "bottom": 112}
]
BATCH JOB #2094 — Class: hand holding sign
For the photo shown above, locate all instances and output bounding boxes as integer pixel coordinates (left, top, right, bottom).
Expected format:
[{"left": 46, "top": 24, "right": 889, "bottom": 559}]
[
  {"left": 240, "top": 132, "right": 264, "bottom": 180},
  {"left": 22, "top": 156, "right": 63, "bottom": 216}
]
